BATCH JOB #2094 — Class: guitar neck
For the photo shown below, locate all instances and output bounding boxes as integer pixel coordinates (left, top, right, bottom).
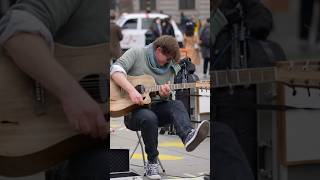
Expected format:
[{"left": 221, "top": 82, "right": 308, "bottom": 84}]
[
  {"left": 146, "top": 82, "right": 197, "bottom": 92},
  {"left": 145, "top": 67, "right": 277, "bottom": 92},
  {"left": 211, "top": 67, "right": 277, "bottom": 88}
]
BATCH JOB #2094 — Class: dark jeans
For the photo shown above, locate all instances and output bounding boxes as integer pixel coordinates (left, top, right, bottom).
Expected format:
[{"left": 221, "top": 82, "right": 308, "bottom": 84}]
[
  {"left": 203, "top": 57, "right": 210, "bottom": 74},
  {"left": 213, "top": 122, "right": 254, "bottom": 180},
  {"left": 124, "top": 100, "right": 193, "bottom": 163}
]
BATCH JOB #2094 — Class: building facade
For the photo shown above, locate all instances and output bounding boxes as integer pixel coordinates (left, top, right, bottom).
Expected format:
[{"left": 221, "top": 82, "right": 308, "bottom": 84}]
[{"left": 112, "top": 0, "right": 210, "bottom": 24}]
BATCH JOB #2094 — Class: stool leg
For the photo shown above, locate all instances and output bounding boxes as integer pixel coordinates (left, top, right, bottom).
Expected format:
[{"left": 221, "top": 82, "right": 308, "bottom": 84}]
[
  {"left": 136, "top": 131, "right": 146, "bottom": 169},
  {"left": 130, "top": 140, "right": 140, "bottom": 160},
  {"left": 158, "top": 157, "right": 166, "bottom": 173}
]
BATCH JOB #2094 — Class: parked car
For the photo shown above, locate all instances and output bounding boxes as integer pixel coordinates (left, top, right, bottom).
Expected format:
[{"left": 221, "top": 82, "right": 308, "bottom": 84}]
[{"left": 116, "top": 13, "right": 184, "bottom": 51}]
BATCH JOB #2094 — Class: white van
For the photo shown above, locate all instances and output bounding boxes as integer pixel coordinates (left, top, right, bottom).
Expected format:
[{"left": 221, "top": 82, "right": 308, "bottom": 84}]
[{"left": 116, "top": 13, "right": 184, "bottom": 51}]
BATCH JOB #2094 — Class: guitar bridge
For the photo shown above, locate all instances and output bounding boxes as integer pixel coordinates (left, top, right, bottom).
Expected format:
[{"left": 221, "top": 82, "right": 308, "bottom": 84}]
[{"left": 33, "top": 81, "right": 47, "bottom": 115}]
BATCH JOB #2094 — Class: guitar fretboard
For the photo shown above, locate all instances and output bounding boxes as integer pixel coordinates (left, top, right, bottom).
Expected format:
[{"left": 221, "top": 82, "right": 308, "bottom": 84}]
[
  {"left": 146, "top": 83, "right": 197, "bottom": 92},
  {"left": 144, "top": 67, "right": 277, "bottom": 91},
  {"left": 212, "top": 67, "right": 277, "bottom": 88}
]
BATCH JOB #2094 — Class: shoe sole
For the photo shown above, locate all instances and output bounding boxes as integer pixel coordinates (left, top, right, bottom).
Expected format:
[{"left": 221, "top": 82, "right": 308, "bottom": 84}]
[
  {"left": 146, "top": 175, "right": 161, "bottom": 179},
  {"left": 185, "top": 120, "right": 209, "bottom": 152}
]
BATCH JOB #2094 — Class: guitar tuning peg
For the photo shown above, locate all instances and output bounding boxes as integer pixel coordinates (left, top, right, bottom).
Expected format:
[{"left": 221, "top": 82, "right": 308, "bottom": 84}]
[
  {"left": 304, "top": 80, "right": 311, "bottom": 97},
  {"left": 229, "top": 85, "right": 234, "bottom": 95},
  {"left": 292, "top": 86, "right": 297, "bottom": 96}
]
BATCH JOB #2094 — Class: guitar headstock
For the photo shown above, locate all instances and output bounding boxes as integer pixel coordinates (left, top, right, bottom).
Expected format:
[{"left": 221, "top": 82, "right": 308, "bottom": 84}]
[
  {"left": 195, "top": 80, "right": 210, "bottom": 90},
  {"left": 276, "top": 60, "right": 320, "bottom": 88}
]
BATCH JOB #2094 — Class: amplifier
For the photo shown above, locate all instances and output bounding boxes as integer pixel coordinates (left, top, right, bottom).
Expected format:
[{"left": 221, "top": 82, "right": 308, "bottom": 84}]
[
  {"left": 110, "top": 172, "right": 142, "bottom": 180},
  {"left": 108, "top": 149, "right": 129, "bottom": 173}
]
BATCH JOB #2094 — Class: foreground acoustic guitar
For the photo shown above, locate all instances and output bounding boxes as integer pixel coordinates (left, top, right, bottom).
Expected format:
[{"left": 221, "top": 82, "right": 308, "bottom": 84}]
[{"left": 0, "top": 43, "right": 108, "bottom": 177}]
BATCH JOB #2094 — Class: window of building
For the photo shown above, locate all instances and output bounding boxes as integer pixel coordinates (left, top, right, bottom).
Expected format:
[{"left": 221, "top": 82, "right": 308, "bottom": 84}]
[
  {"left": 179, "top": 0, "right": 195, "bottom": 10},
  {"left": 140, "top": 0, "right": 156, "bottom": 11},
  {"left": 122, "top": 19, "right": 138, "bottom": 29}
]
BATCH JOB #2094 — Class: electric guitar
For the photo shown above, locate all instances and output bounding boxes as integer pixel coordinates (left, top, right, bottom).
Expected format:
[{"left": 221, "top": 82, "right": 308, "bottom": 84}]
[{"left": 0, "top": 43, "right": 108, "bottom": 177}]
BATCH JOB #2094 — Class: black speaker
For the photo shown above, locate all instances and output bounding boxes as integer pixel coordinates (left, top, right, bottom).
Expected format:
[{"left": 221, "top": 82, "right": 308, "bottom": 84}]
[
  {"left": 108, "top": 149, "right": 129, "bottom": 173},
  {"left": 174, "top": 58, "right": 199, "bottom": 118},
  {"left": 110, "top": 172, "right": 141, "bottom": 179},
  {"left": 175, "top": 89, "right": 191, "bottom": 115}
]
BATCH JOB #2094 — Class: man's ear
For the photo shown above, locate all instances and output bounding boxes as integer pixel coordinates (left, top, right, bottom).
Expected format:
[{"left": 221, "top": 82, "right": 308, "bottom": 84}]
[
  {"left": 155, "top": 47, "right": 161, "bottom": 52},
  {"left": 155, "top": 47, "right": 162, "bottom": 54}
]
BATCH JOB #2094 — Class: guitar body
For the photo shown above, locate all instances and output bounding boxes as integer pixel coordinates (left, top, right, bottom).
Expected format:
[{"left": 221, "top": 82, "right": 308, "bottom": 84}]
[
  {"left": 110, "top": 74, "right": 155, "bottom": 117},
  {"left": 0, "top": 43, "right": 108, "bottom": 177}
]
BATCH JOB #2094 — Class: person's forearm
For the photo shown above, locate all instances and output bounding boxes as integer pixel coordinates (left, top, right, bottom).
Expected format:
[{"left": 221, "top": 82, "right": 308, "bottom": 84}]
[
  {"left": 4, "top": 33, "right": 83, "bottom": 100},
  {"left": 111, "top": 72, "right": 136, "bottom": 93}
]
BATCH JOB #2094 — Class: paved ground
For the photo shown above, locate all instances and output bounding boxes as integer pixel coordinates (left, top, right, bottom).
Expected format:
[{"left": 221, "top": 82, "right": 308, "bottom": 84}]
[{"left": 110, "top": 117, "right": 210, "bottom": 179}]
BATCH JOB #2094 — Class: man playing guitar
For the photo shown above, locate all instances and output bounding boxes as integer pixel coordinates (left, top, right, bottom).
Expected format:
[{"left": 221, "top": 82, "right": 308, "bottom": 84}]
[{"left": 111, "top": 35, "right": 210, "bottom": 180}]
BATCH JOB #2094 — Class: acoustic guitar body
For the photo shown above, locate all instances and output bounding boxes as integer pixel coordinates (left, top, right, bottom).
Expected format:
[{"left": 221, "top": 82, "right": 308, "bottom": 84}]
[
  {"left": 110, "top": 74, "right": 155, "bottom": 117},
  {"left": 0, "top": 43, "right": 108, "bottom": 177}
]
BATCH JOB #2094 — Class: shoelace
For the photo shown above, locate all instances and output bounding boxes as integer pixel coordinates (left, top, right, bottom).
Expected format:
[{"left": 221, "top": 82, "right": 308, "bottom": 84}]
[
  {"left": 185, "top": 129, "right": 195, "bottom": 144},
  {"left": 148, "top": 163, "right": 159, "bottom": 175}
]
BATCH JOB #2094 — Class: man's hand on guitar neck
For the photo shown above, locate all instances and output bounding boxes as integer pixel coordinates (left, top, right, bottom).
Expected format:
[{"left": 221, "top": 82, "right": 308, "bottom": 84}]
[
  {"left": 159, "top": 82, "right": 171, "bottom": 98},
  {"left": 4, "top": 33, "right": 107, "bottom": 139}
]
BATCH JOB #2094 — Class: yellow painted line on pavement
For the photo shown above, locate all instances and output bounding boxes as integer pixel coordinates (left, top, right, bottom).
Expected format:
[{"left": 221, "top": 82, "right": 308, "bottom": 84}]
[
  {"left": 159, "top": 140, "right": 184, "bottom": 148},
  {"left": 132, "top": 153, "right": 183, "bottom": 160},
  {"left": 110, "top": 124, "right": 121, "bottom": 128}
]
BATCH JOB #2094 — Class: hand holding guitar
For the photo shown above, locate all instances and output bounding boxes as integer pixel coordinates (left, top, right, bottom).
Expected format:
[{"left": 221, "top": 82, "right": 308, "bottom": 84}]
[
  {"left": 4, "top": 33, "right": 107, "bottom": 139},
  {"left": 159, "top": 81, "right": 171, "bottom": 98},
  {"left": 128, "top": 89, "right": 144, "bottom": 106},
  {"left": 61, "top": 89, "right": 107, "bottom": 139}
]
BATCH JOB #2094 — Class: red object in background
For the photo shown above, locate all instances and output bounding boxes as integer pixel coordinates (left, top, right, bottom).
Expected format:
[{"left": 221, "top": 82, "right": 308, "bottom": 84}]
[{"left": 262, "top": 0, "right": 289, "bottom": 11}]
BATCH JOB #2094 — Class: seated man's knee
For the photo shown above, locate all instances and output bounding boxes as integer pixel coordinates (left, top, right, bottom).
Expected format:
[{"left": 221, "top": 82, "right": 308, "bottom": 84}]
[
  {"left": 140, "top": 110, "right": 158, "bottom": 127},
  {"left": 167, "top": 100, "right": 185, "bottom": 109},
  {"left": 124, "top": 109, "right": 157, "bottom": 130}
]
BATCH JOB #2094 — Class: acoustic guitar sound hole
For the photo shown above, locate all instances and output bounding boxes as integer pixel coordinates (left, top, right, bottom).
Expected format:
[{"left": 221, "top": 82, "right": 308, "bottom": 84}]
[{"left": 135, "top": 85, "right": 145, "bottom": 94}]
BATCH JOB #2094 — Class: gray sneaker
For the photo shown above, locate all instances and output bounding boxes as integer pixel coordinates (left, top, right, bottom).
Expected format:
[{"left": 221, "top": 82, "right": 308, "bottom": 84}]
[
  {"left": 184, "top": 120, "right": 210, "bottom": 152},
  {"left": 146, "top": 162, "right": 161, "bottom": 179}
]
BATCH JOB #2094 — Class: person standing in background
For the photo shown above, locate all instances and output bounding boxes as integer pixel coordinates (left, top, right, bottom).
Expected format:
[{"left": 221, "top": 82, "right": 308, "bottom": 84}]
[
  {"left": 151, "top": 17, "right": 162, "bottom": 40},
  {"left": 180, "top": 11, "right": 188, "bottom": 33},
  {"left": 161, "top": 17, "right": 175, "bottom": 37},
  {"left": 183, "top": 21, "right": 201, "bottom": 65},
  {"left": 194, "top": 18, "right": 202, "bottom": 36},
  {"left": 199, "top": 18, "right": 210, "bottom": 78},
  {"left": 299, "top": 0, "right": 320, "bottom": 49}
]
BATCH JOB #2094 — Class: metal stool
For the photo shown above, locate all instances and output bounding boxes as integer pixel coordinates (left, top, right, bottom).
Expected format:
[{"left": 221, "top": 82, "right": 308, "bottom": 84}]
[{"left": 130, "top": 131, "right": 166, "bottom": 173}]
